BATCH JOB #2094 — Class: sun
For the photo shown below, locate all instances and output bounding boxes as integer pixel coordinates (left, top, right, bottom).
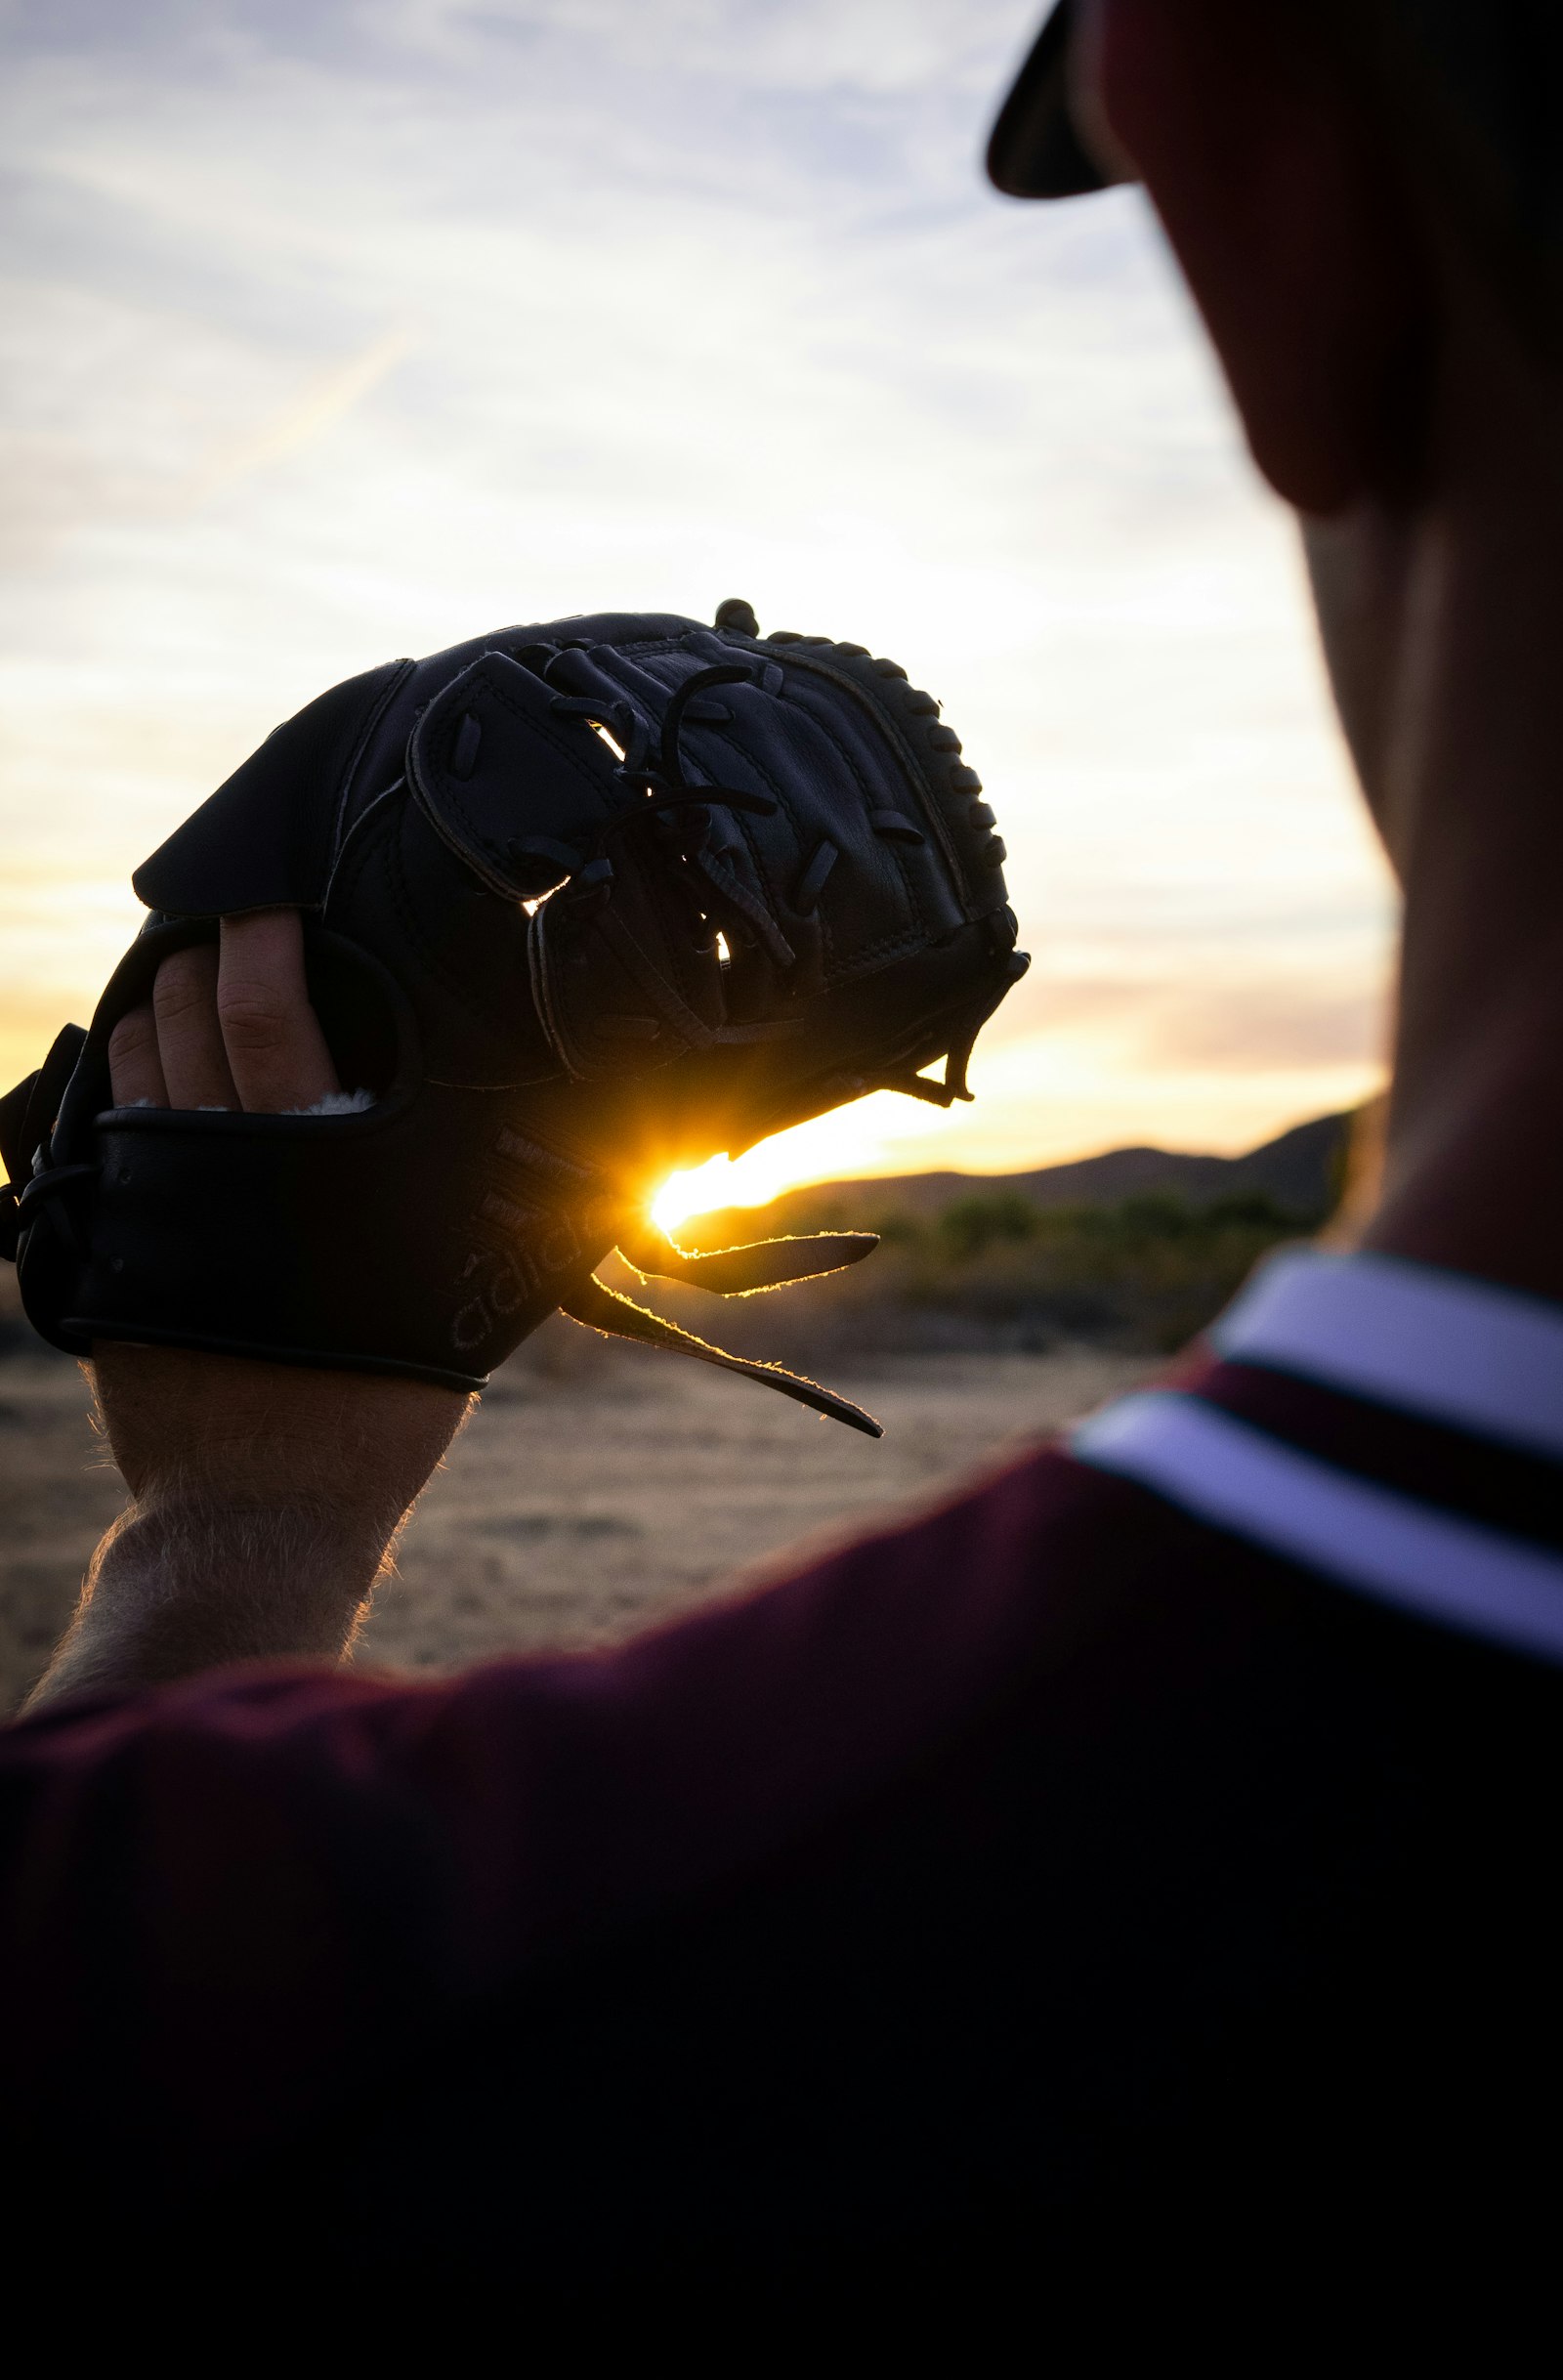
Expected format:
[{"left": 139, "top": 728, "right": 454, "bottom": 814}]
[
  {"left": 649, "top": 1094, "right": 950, "bottom": 1234},
  {"left": 652, "top": 1148, "right": 797, "bottom": 1234}
]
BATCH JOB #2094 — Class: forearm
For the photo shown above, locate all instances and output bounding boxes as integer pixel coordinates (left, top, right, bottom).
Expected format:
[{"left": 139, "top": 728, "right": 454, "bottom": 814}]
[{"left": 22, "top": 1343, "right": 471, "bottom": 1713}]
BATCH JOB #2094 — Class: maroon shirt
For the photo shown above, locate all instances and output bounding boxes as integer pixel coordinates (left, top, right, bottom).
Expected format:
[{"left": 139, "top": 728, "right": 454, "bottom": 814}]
[{"left": 5, "top": 1259, "right": 1563, "bottom": 2319}]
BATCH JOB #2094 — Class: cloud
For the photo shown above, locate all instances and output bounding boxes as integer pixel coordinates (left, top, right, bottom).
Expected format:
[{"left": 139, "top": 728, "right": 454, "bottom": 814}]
[
  {"left": 0, "top": 0, "right": 1396, "bottom": 1178},
  {"left": 1011, "top": 974, "right": 1388, "bottom": 1072},
  {"left": 184, "top": 324, "right": 415, "bottom": 501}
]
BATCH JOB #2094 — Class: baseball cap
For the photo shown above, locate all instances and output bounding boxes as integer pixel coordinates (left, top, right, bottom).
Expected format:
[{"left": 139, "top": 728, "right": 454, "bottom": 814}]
[
  {"left": 986, "top": 1, "right": 1119, "bottom": 200},
  {"left": 986, "top": 0, "right": 1563, "bottom": 250}
]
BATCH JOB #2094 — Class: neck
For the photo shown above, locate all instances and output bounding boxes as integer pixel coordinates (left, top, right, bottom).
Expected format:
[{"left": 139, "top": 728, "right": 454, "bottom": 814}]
[{"left": 1324, "top": 315, "right": 1563, "bottom": 1299}]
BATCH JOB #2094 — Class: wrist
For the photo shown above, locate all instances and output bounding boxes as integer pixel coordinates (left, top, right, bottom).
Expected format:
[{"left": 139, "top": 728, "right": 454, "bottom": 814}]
[
  {"left": 20, "top": 1347, "right": 470, "bottom": 1713},
  {"left": 24, "top": 1492, "right": 389, "bottom": 1711},
  {"left": 90, "top": 1341, "right": 469, "bottom": 1513}
]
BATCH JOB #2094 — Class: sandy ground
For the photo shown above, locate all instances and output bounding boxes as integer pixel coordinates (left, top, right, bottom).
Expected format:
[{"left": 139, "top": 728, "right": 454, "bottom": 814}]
[{"left": 0, "top": 1333, "right": 1153, "bottom": 1715}]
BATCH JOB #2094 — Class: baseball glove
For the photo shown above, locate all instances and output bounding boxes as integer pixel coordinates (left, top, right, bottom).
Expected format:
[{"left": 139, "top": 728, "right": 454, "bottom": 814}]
[{"left": 0, "top": 600, "right": 1026, "bottom": 1435}]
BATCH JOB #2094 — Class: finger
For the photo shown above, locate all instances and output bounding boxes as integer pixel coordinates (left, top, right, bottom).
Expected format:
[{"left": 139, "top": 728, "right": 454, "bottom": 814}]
[
  {"left": 217, "top": 909, "right": 341, "bottom": 1115},
  {"left": 152, "top": 944, "right": 241, "bottom": 1111},
  {"left": 107, "top": 1003, "right": 169, "bottom": 1109}
]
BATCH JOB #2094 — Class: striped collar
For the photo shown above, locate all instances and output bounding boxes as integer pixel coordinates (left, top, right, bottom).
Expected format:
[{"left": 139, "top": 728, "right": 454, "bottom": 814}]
[{"left": 1070, "top": 1248, "right": 1563, "bottom": 1669}]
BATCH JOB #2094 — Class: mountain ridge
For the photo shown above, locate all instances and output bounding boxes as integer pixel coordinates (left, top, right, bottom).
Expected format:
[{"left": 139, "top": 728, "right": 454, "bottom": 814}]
[{"left": 685, "top": 1111, "right": 1351, "bottom": 1237}]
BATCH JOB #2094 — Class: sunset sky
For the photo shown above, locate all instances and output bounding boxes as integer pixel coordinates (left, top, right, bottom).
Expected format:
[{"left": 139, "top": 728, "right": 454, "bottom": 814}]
[{"left": 0, "top": 0, "right": 1396, "bottom": 1220}]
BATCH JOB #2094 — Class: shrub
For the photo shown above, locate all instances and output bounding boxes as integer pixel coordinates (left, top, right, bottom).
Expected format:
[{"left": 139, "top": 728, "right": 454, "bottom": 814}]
[{"left": 937, "top": 1193, "right": 1039, "bottom": 1259}]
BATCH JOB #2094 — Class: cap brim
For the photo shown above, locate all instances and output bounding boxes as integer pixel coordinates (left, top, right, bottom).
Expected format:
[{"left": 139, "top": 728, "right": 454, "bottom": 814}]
[{"left": 986, "top": 0, "right": 1126, "bottom": 200}]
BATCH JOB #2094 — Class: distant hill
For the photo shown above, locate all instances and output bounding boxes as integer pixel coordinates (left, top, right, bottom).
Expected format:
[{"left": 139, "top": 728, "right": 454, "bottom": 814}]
[
  {"left": 683, "top": 1111, "right": 1351, "bottom": 1239},
  {"left": 656, "top": 1110, "right": 1355, "bottom": 1360}
]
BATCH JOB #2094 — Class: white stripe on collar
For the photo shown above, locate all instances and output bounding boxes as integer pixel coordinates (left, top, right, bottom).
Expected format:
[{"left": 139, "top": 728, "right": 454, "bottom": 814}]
[
  {"left": 1072, "top": 1391, "right": 1563, "bottom": 1669},
  {"left": 1210, "top": 1248, "right": 1563, "bottom": 1461}
]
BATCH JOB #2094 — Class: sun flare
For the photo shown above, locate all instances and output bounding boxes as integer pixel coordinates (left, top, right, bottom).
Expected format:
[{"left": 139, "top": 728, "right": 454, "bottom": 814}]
[
  {"left": 649, "top": 1092, "right": 963, "bottom": 1233},
  {"left": 652, "top": 1119, "right": 887, "bottom": 1234}
]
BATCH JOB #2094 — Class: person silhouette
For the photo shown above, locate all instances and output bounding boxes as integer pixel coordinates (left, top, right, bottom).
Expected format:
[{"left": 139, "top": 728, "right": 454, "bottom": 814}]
[{"left": 6, "top": 0, "right": 1563, "bottom": 2333}]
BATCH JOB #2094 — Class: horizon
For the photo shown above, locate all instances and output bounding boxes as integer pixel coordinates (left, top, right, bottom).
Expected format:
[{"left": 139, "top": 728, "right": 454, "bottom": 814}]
[
  {"left": 651, "top": 1099, "right": 1346, "bottom": 1229},
  {"left": 0, "top": 1, "right": 1394, "bottom": 1210}
]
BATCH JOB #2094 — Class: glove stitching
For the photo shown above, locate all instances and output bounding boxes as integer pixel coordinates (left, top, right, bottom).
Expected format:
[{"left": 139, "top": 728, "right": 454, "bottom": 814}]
[
  {"left": 763, "top": 675, "right": 926, "bottom": 946},
  {"left": 831, "top": 930, "right": 930, "bottom": 973},
  {"left": 696, "top": 728, "right": 795, "bottom": 979},
  {"left": 327, "top": 657, "right": 416, "bottom": 865},
  {"left": 583, "top": 648, "right": 727, "bottom": 1014},
  {"left": 701, "top": 707, "right": 928, "bottom": 979},
  {"left": 789, "top": 650, "right": 978, "bottom": 914},
  {"left": 786, "top": 693, "right": 934, "bottom": 947},
  {"left": 672, "top": 678, "right": 838, "bottom": 978},
  {"left": 431, "top": 673, "right": 614, "bottom": 885}
]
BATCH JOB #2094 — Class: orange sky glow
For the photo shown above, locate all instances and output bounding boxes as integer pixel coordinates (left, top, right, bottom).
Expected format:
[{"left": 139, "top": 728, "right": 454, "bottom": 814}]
[{"left": 0, "top": 1, "right": 1395, "bottom": 1219}]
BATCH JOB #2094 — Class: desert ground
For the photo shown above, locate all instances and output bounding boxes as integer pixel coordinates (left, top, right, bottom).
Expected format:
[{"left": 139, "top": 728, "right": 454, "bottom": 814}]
[{"left": 0, "top": 1322, "right": 1153, "bottom": 1715}]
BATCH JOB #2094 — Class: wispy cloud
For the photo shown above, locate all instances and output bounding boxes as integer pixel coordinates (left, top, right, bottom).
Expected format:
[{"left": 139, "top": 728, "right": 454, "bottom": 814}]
[{"left": 182, "top": 324, "right": 415, "bottom": 502}]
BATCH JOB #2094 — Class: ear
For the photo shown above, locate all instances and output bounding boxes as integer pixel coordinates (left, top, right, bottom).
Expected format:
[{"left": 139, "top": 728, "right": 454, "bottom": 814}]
[{"left": 1074, "top": 0, "right": 1431, "bottom": 514}]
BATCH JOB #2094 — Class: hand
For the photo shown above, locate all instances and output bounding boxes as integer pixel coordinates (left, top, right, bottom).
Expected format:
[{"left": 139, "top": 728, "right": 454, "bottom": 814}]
[
  {"left": 106, "top": 906, "right": 343, "bottom": 1118},
  {"left": 25, "top": 913, "right": 469, "bottom": 1711}
]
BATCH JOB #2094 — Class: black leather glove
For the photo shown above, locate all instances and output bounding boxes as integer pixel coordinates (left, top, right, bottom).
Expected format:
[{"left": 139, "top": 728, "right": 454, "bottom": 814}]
[{"left": 0, "top": 600, "right": 1026, "bottom": 1433}]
